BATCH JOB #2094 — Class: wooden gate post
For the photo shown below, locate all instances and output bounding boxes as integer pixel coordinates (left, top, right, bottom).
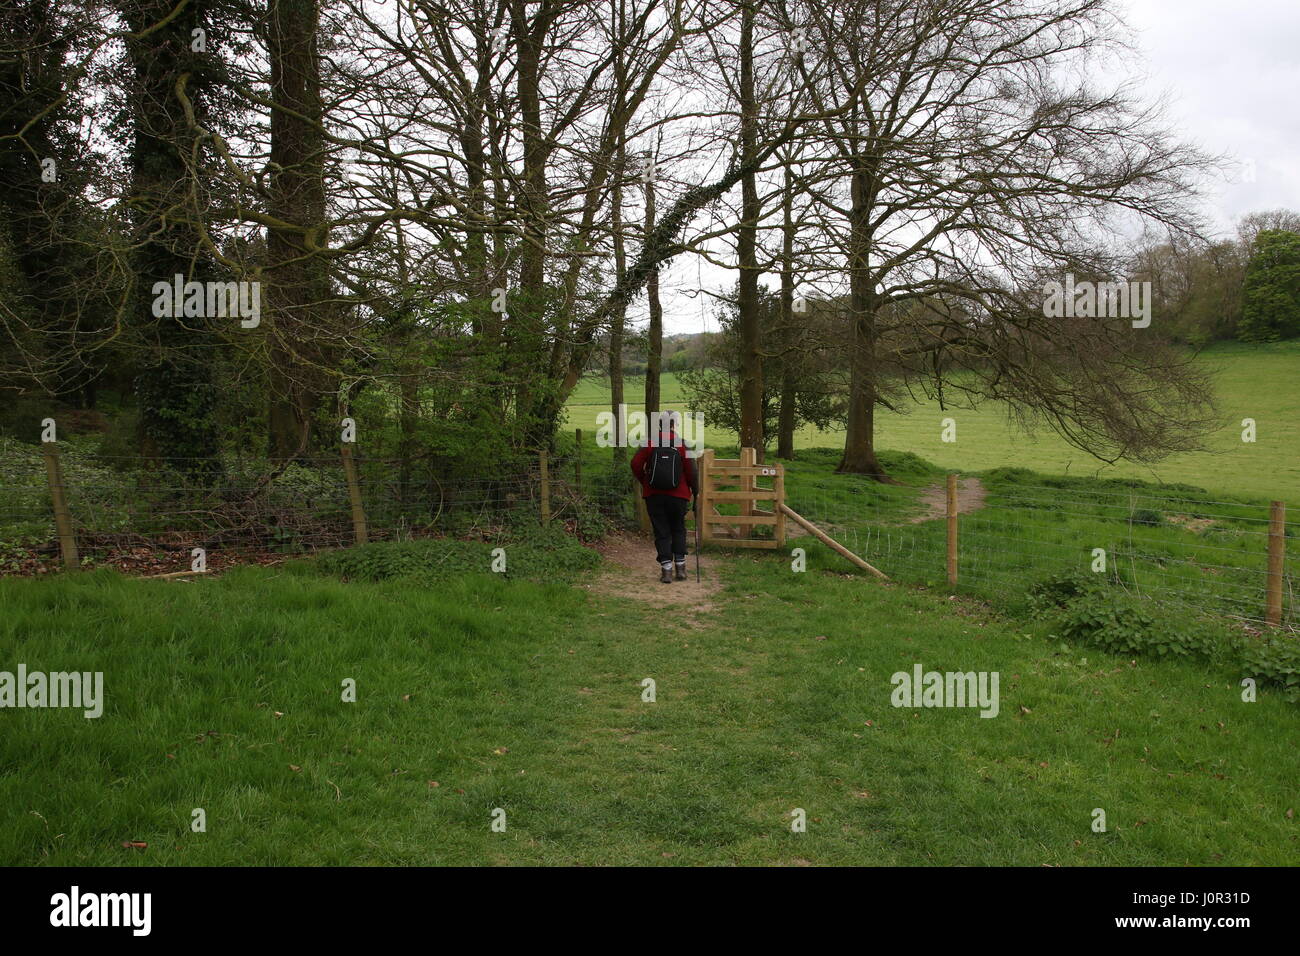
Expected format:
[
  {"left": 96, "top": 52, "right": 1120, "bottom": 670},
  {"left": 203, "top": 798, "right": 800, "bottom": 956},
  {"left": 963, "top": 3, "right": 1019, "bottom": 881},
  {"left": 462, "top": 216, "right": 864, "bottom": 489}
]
[
  {"left": 946, "top": 473, "right": 959, "bottom": 587},
  {"left": 42, "top": 440, "right": 79, "bottom": 571},
  {"left": 340, "top": 444, "right": 369, "bottom": 545},
  {"left": 773, "top": 461, "right": 786, "bottom": 546},
  {"left": 739, "top": 447, "right": 756, "bottom": 523},
  {"left": 696, "top": 448, "right": 714, "bottom": 542},
  {"left": 539, "top": 449, "right": 551, "bottom": 523},
  {"left": 1266, "top": 500, "right": 1285, "bottom": 626}
]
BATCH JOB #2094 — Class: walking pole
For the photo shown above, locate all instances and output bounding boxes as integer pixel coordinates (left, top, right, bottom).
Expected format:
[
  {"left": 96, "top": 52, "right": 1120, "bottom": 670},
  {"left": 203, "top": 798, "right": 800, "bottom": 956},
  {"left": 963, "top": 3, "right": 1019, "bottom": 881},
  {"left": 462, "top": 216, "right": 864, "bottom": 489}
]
[{"left": 694, "top": 494, "right": 701, "bottom": 582}]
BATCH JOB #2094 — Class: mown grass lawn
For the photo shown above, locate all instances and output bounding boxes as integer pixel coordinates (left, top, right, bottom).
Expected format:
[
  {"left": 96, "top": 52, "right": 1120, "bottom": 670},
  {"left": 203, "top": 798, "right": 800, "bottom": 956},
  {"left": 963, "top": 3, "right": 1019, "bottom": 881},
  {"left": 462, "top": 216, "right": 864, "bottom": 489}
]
[{"left": 2, "top": 541, "right": 1296, "bottom": 866}]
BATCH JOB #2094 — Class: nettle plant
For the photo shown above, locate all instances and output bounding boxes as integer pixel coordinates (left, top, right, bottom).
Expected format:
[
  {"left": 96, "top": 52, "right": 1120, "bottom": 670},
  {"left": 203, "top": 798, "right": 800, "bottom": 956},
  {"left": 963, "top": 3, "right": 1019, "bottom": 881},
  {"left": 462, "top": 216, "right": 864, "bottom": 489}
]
[
  {"left": 1027, "top": 570, "right": 1218, "bottom": 659},
  {"left": 1241, "top": 639, "right": 1300, "bottom": 703},
  {"left": 1027, "top": 569, "right": 1300, "bottom": 700}
]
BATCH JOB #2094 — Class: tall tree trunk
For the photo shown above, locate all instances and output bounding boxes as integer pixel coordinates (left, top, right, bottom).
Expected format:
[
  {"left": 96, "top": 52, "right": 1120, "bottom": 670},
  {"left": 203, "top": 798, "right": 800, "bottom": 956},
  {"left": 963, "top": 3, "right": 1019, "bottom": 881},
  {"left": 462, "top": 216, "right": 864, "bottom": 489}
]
[
  {"left": 776, "top": 166, "right": 796, "bottom": 459},
  {"left": 0, "top": 1, "right": 86, "bottom": 401},
  {"left": 736, "top": 1, "right": 764, "bottom": 460},
  {"left": 837, "top": 160, "right": 890, "bottom": 479},
  {"left": 643, "top": 153, "right": 663, "bottom": 420},
  {"left": 266, "top": 0, "right": 330, "bottom": 460},
  {"left": 512, "top": 0, "right": 550, "bottom": 445},
  {"left": 122, "top": 0, "right": 222, "bottom": 479},
  {"left": 394, "top": 212, "right": 417, "bottom": 505},
  {"left": 610, "top": 143, "right": 628, "bottom": 470},
  {"left": 464, "top": 30, "right": 509, "bottom": 450}
]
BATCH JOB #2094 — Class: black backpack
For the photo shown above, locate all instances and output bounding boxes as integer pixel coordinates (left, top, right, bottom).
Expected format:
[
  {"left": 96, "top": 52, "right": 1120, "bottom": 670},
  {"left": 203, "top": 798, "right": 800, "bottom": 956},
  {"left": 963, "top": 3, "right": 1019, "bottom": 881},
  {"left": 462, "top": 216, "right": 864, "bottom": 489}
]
[{"left": 646, "top": 444, "right": 683, "bottom": 490}]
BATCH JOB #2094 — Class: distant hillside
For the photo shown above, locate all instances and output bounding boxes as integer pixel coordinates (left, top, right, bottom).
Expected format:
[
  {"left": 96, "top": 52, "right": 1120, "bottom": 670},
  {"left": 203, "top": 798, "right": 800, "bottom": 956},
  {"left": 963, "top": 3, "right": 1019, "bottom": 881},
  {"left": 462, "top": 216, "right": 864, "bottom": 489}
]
[{"left": 587, "top": 330, "right": 717, "bottom": 376}]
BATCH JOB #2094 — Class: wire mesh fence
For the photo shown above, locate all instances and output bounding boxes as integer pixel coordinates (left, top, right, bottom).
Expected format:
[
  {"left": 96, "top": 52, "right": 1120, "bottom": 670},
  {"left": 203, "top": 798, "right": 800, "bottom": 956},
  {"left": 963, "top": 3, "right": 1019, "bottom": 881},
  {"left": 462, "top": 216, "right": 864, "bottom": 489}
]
[
  {"left": 0, "top": 437, "right": 637, "bottom": 575},
  {"left": 3, "top": 433, "right": 1293, "bottom": 630},
  {"left": 788, "top": 473, "right": 1296, "bottom": 629}
]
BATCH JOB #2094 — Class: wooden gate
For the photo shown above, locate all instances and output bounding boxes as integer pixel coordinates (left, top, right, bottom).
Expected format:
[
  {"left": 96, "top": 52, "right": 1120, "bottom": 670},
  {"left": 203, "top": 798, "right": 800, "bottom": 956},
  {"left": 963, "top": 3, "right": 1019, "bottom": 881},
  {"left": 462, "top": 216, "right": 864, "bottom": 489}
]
[
  {"left": 694, "top": 447, "right": 785, "bottom": 548},
  {"left": 691, "top": 446, "right": 888, "bottom": 577}
]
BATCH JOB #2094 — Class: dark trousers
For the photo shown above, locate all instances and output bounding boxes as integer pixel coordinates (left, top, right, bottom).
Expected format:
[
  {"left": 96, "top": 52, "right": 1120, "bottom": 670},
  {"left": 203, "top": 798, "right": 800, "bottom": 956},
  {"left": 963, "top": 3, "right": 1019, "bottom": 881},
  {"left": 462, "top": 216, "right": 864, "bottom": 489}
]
[{"left": 645, "top": 494, "right": 690, "bottom": 565}]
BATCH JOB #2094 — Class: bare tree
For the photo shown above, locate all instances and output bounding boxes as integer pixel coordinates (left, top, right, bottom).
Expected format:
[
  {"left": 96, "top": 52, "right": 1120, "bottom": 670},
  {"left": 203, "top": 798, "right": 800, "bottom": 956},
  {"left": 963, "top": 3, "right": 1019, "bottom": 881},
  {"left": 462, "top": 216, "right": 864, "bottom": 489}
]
[{"left": 792, "top": 0, "right": 1218, "bottom": 475}]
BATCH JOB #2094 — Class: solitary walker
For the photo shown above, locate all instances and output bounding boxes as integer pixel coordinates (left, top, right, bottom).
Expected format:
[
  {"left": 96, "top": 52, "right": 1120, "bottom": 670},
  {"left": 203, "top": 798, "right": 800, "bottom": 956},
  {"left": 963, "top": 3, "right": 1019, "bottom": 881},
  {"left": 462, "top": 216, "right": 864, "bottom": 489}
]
[{"left": 630, "top": 415, "right": 697, "bottom": 583}]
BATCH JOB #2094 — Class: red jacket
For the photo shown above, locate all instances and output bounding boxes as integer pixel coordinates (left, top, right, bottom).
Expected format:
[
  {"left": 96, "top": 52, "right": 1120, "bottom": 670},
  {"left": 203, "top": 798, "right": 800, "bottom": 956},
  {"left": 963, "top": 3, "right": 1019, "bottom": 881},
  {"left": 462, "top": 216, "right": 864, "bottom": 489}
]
[{"left": 631, "top": 433, "right": 696, "bottom": 500}]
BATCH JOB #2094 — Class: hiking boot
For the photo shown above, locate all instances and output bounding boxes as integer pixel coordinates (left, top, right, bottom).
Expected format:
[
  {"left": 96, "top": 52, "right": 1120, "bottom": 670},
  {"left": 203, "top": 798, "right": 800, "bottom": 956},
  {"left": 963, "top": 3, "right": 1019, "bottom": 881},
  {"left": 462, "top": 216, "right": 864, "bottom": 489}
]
[
  {"left": 660, "top": 567, "right": 673, "bottom": 584},
  {"left": 674, "top": 563, "right": 688, "bottom": 581}
]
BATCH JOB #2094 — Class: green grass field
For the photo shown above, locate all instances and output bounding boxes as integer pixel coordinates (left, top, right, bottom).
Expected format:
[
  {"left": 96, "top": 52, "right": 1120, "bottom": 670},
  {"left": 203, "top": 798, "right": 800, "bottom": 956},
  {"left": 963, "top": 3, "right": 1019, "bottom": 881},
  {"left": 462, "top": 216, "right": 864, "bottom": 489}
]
[
  {"left": 2, "top": 544, "right": 1297, "bottom": 866},
  {"left": 566, "top": 342, "right": 1300, "bottom": 502},
  {"left": 1, "top": 342, "right": 1295, "bottom": 866}
]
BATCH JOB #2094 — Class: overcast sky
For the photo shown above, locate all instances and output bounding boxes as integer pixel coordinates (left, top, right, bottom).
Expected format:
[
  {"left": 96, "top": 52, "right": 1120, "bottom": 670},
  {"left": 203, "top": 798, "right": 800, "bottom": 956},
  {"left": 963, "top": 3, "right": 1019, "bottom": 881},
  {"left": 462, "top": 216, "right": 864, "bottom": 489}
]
[
  {"left": 1125, "top": 0, "right": 1300, "bottom": 229},
  {"left": 656, "top": 0, "right": 1300, "bottom": 336}
]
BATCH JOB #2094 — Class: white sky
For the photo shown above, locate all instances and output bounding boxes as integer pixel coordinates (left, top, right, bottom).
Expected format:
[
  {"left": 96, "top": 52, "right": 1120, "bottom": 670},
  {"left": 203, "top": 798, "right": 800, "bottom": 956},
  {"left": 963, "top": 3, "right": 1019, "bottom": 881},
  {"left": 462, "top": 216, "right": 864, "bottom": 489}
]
[
  {"left": 1125, "top": 0, "right": 1300, "bottom": 230},
  {"left": 655, "top": 0, "right": 1300, "bottom": 336}
]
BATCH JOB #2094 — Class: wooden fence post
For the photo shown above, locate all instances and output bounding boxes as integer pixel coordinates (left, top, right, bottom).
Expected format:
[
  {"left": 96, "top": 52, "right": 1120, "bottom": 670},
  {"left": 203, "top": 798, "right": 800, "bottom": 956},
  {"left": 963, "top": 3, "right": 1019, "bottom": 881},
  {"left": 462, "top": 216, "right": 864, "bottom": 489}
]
[
  {"left": 946, "top": 473, "right": 958, "bottom": 587},
  {"left": 340, "top": 444, "right": 369, "bottom": 545},
  {"left": 574, "top": 429, "right": 582, "bottom": 494},
  {"left": 539, "top": 448, "right": 551, "bottom": 523},
  {"left": 1266, "top": 500, "right": 1285, "bottom": 626},
  {"left": 42, "top": 441, "right": 79, "bottom": 571}
]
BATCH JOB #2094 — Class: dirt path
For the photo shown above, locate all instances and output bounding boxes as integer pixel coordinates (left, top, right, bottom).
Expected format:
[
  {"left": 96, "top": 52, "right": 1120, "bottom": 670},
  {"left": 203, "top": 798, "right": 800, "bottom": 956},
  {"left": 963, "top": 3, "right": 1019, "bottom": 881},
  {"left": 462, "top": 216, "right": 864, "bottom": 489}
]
[
  {"left": 910, "top": 477, "right": 988, "bottom": 523},
  {"left": 582, "top": 531, "right": 723, "bottom": 617}
]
